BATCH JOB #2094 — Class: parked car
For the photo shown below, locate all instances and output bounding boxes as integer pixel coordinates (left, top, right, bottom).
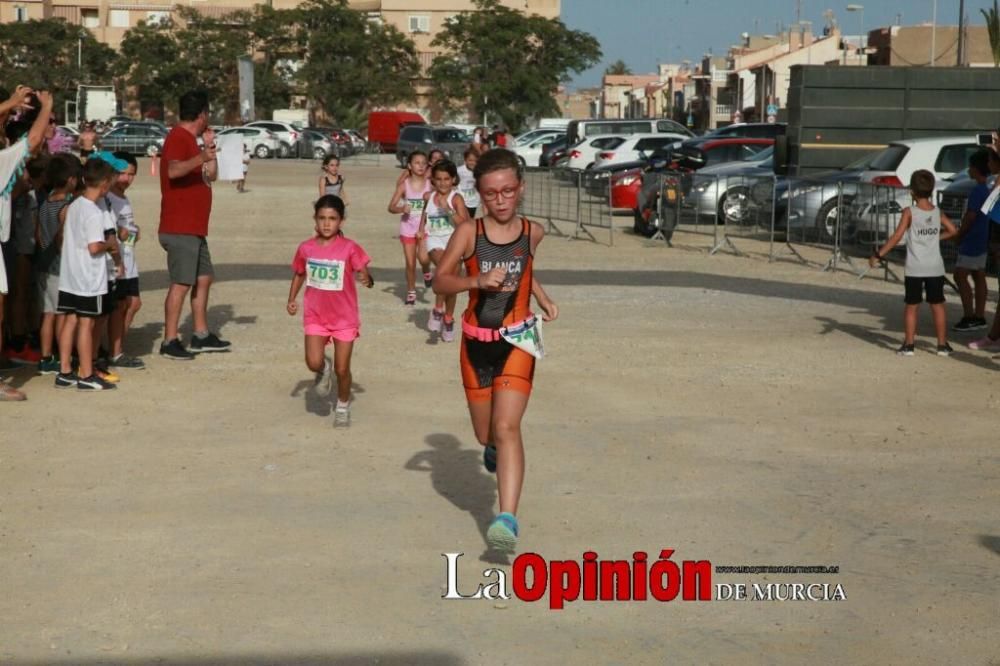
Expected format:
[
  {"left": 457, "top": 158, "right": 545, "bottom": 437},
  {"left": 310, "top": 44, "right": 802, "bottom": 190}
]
[
  {"left": 674, "top": 137, "right": 774, "bottom": 164},
  {"left": 566, "top": 117, "right": 693, "bottom": 146},
  {"left": 849, "top": 136, "right": 981, "bottom": 238},
  {"left": 771, "top": 151, "right": 882, "bottom": 242},
  {"left": 513, "top": 132, "right": 564, "bottom": 168},
  {"left": 565, "top": 135, "right": 627, "bottom": 170},
  {"left": 302, "top": 129, "right": 338, "bottom": 160},
  {"left": 217, "top": 126, "right": 281, "bottom": 159},
  {"left": 514, "top": 128, "right": 564, "bottom": 147},
  {"left": 368, "top": 110, "right": 425, "bottom": 153},
  {"left": 396, "top": 125, "right": 471, "bottom": 166},
  {"left": 345, "top": 129, "right": 367, "bottom": 152},
  {"left": 592, "top": 133, "right": 688, "bottom": 170},
  {"left": 243, "top": 120, "right": 304, "bottom": 158},
  {"left": 539, "top": 136, "right": 570, "bottom": 167},
  {"left": 99, "top": 122, "right": 167, "bottom": 156},
  {"left": 308, "top": 127, "right": 355, "bottom": 156},
  {"left": 684, "top": 146, "right": 776, "bottom": 225}
]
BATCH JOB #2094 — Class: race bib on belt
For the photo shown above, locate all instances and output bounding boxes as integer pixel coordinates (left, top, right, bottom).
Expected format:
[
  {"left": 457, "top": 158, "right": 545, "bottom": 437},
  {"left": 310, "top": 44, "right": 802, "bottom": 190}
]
[
  {"left": 499, "top": 317, "right": 544, "bottom": 360},
  {"left": 123, "top": 231, "right": 138, "bottom": 247},
  {"left": 408, "top": 198, "right": 425, "bottom": 213},
  {"left": 306, "top": 258, "right": 345, "bottom": 291},
  {"left": 427, "top": 214, "right": 452, "bottom": 234}
]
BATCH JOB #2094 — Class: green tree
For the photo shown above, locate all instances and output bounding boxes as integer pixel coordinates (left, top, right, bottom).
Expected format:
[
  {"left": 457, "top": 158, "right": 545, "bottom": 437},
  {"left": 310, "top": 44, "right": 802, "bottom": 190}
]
[
  {"left": 118, "top": 5, "right": 296, "bottom": 121},
  {"left": 0, "top": 18, "right": 117, "bottom": 117},
  {"left": 983, "top": 0, "right": 1000, "bottom": 67},
  {"left": 117, "top": 17, "right": 189, "bottom": 118},
  {"left": 604, "top": 59, "right": 632, "bottom": 76},
  {"left": 427, "top": 0, "right": 601, "bottom": 132},
  {"left": 294, "top": 0, "right": 419, "bottom": 124}
]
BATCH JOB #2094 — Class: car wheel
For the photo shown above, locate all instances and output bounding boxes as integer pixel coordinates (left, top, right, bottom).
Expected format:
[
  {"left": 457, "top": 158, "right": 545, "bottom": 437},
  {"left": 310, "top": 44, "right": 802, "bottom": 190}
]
[
  {"left": 815, "top": 195, "right": 855, "bottom": 243},
  {"left": 277, "top": 142, "right": 291, "bottom": 159},
  {"left": 145, "top": 144, "right": 159, "bottom": 157},
  {"left": 516, "top": 155, "right": 526, "bottom": 169},
  {"left": 254, "top": 144, "right": 271, "bottom": 159},
  {"left": 313, "top": 147, "right": 327, "bottom": 160},
  {"left": 398, "top": 153, "right": 408, "bottom": 168},
  {"left": 633, "top": 208, "right": 653, "bottom": 237},
  {"left": 718, "top": 186, "right": 752, "bottom": 226}
]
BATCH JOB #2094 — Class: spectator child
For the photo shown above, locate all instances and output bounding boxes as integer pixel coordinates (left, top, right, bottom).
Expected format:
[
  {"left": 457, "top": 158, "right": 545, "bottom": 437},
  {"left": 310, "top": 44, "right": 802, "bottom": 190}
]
[
  {"left": 869, "top": 169, "right": 957, "bottom": 356},
  {"left": 952, "top": 150, "right": 991, "bottom": 332},
  {"left": 35, "top": 153, "right": 81, "bottom": 374},
  {"left": 55, "top": 158, "right": 116, "bottom": 390},
  {"left": 107, "top": 152, "right": 143, "bottom": 369}
]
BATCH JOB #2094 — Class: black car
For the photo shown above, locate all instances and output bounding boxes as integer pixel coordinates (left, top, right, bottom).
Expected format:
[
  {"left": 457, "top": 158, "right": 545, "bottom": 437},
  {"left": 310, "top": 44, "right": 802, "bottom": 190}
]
[{"left": 539, "top": 136, "right": 569, "bottom": 167}]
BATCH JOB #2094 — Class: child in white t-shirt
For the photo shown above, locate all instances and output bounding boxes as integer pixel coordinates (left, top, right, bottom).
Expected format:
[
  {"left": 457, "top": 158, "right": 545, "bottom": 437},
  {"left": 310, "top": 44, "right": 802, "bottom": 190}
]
[
  {"left": 55, "top": 158, "right": 116, "bottom": 391},
  {"left": 107, "top": 152, "right": 143, "bottom": 369}
]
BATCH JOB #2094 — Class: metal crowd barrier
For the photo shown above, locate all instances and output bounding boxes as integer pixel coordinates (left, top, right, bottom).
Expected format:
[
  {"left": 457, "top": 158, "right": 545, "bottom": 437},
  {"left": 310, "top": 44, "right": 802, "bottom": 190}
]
[
  {"left": 342, "top": 141, "right": 387, "bottom": 165},
  {"left": 523, "top": 164, "right": 970, "bottom": 285}
]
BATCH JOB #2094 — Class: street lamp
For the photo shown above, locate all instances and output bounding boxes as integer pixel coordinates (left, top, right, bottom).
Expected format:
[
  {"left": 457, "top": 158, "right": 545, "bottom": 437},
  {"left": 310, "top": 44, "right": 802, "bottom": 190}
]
[{"left": 846, "top": 4, "right": 864, "bottom": 66}]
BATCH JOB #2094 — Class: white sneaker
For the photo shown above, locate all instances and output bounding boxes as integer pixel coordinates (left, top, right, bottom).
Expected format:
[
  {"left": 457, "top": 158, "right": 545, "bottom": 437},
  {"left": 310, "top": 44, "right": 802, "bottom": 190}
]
[
  {"left": 334, "top": 403, "right": 351, "bottom": 428},
  {"left": 313, "top": 358, "right": 333, "bottom": 397},
  {"left": 969, "top": 335, "right": 1000, "bottom": 351}
]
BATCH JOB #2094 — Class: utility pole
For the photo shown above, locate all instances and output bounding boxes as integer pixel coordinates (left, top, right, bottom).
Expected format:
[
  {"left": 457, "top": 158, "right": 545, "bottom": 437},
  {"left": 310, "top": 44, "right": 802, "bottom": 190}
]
[
  {"left": 958, "top": 0, "right": 966, "bottom": 66},
  {"left": 930, "top": 0, "right": 937, "bottom": 67}
]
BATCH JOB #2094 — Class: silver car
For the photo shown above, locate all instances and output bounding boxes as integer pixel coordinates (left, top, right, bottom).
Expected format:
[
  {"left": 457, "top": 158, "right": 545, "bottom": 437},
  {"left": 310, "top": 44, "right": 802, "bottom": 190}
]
[
  {"left": 396, "top": 125, "right": 471, "bottom": 166},
  {"left": 302, "top": 130, "right": 337, "bottom": 160},
  {"left": 99, "top": 122, "right": 166, "bottom": 156}
]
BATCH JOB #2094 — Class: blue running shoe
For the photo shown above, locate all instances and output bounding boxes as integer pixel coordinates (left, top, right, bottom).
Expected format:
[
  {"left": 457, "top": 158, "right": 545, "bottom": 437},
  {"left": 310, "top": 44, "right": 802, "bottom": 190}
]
[
  {"left": 487, "top": 512, "right": 519, "bottom": 553},
  {"left": 483, "top": 444, "right": 497, "bottom": 473}
]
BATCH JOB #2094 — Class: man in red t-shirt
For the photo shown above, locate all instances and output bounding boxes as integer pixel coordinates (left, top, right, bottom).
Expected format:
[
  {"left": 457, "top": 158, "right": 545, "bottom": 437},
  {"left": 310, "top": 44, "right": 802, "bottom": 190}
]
[{"left": 157, "top": 91, "right": 231, "bottom": 360}]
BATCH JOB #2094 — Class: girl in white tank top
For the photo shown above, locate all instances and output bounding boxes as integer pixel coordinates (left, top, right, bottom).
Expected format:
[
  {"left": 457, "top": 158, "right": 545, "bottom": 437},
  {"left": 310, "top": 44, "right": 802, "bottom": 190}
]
[{"left": 417, "top": 160, "right": 470, "bottom": 341}]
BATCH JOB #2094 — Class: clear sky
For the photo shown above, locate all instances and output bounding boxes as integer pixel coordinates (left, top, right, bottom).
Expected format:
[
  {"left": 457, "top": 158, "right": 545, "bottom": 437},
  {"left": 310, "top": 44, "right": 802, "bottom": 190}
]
[{"left": 561, "top": 0, "right": 981, "bottom": 89}]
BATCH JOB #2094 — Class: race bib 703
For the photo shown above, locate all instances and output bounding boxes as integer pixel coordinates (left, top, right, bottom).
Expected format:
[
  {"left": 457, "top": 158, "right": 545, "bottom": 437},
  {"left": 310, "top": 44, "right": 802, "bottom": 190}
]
[{"left": 306, "top": 258, "right": 345, "bottom": 291}]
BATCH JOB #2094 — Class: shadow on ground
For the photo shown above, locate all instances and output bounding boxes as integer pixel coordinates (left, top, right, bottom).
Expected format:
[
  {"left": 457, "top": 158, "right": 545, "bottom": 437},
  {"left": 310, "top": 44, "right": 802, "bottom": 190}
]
[
  {"left": 405, "top": 434, "right": 509, "bottom": 565},
  {"left": 134, "top": 264, "right": 997, "bottom": 371},
  {"left": 124, "top": 303, "right": 257, "bottom": 359},
  {"left": 290, "top": 380, "right": 366, "bottom": 417},
  {"left": 978, "top": 534, "right": 1000, "bottom": 556},
  {"left": 4, "top": 652, "right": 464, "bottom": 666}
]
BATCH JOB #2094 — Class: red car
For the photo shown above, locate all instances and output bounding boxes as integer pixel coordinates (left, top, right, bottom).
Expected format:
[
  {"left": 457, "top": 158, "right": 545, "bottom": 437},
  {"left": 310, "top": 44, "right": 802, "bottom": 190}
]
[{"left": 610, "top": 137, "right": 774, "bottom": 209}]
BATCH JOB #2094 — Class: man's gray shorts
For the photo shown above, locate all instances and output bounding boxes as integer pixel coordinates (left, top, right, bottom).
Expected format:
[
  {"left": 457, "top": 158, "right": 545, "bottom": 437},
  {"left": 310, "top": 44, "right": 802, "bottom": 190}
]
[{"left": 159, "top": 233, "right": 214, "bottom": 286}]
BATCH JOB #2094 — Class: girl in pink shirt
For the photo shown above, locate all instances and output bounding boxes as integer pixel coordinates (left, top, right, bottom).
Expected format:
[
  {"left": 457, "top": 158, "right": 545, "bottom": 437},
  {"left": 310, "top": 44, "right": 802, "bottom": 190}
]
[
  {"left": 387, "top": 151, "right": 431, "bottom": 305},
  {"left": 287, "top": 195, "right": 373, "bottom": 427}
]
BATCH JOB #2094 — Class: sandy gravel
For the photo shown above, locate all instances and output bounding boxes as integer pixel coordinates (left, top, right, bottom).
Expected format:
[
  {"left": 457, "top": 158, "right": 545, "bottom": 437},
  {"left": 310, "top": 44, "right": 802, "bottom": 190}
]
[{"left": 0, "top": 156, "right": 996, "bottom": 666}]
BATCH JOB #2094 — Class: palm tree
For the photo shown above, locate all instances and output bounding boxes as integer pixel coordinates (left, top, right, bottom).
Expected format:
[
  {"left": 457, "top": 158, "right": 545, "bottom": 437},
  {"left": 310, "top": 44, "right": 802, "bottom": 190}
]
[{"left": 982, "top": 0, "right": 1000, "bottom": 66}]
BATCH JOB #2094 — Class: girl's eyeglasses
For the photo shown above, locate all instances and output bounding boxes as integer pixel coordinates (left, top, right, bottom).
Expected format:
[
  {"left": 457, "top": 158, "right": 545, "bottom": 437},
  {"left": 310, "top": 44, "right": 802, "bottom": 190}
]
[{"left": 480, "top": 186, "right": 518, "bottom": 202}]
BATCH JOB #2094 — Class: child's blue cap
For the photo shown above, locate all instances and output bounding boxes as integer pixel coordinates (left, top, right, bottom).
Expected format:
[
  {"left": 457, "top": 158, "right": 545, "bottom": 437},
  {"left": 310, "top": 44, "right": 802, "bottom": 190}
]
[{"left": 90, "top": 151, "right": 129, "bottom": 173}]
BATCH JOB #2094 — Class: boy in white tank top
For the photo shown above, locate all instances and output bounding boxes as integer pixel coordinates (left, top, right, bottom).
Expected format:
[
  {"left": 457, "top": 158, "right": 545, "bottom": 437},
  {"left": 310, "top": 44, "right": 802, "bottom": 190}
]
[{"left": 869, "top": 169, "right": 958, "bottom": 356}]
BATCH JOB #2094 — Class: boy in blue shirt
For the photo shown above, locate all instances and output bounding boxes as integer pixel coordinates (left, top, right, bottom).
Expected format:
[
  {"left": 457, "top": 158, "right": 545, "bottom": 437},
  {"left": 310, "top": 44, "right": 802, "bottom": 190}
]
[{"left": 953, "top": 150, "right": 991, "bottom": 332}]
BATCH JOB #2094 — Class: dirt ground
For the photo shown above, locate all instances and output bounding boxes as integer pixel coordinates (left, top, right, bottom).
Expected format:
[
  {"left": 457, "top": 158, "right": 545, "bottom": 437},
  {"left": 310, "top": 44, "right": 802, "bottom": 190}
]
[{"left": 0, "top": 156, "right": 997, "bottom": 666}]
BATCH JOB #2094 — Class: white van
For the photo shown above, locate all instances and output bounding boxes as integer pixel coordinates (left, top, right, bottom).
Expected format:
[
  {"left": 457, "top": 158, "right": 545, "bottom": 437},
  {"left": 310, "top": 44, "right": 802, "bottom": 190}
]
[
  {"left": 537, "top": 117, "right": 571, "bottom": 130},
  {"left": 566, "top": 118, "right": 692, "bottom": 146}
]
